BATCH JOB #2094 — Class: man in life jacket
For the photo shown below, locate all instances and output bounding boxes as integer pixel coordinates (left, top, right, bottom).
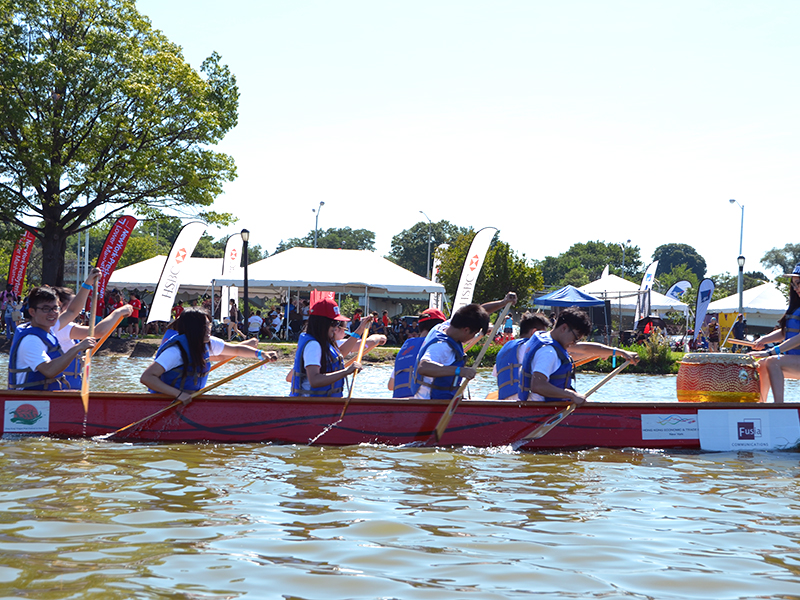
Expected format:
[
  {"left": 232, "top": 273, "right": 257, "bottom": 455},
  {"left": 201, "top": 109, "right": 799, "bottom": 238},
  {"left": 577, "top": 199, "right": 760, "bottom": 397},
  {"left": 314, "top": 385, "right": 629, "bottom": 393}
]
[
  {"left": 411, "top": 293, "right": 517, "bottom": 399},
  {"left": 520, "top": 307, "right": 639, "bottom": 403},
  {"left": 8, "top": 287, "right": 96, "bottom": 391},
  {"left": 494, "top": 311, "right": 551, "bottom": 400},
  {"left": 388, "top": 308, "right": 446, "bottom": 397}
]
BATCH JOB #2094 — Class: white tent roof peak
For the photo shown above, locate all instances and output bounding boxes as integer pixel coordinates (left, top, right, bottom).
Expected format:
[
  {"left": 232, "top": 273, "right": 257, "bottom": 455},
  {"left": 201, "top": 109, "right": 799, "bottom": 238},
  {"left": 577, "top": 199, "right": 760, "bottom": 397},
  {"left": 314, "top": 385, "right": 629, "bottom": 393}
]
[
  {"left": 708, "top": 282, "right": 787, "bottom": 316},
  {"left": 579, "top": 273, "right": 689, "bottom": 314}
]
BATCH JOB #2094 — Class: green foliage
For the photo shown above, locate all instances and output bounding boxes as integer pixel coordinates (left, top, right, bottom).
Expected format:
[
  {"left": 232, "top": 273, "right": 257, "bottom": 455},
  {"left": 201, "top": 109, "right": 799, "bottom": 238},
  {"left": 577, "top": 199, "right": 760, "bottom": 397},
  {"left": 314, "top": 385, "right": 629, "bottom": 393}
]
[
  {"left": 762, "top": 243, "right": 800, "bottom": 277},
  {"left": 436, "top": 229, "right": 543, "bottom": 310},
  {"left": 657, "top": 264, "right": 699, "bottom": 295},
  {"left": 584, "top": 336, "right": 680, "bottom": 375},
  {"left": 337, "top": 294, "right": 361, "bottom": 318},
  {"left": 387, "top": 220, "right": 470, "bottom": 277},
  {"left": 275, "top": 227, "right": 375, "bottom": 253},
  {"left": 540, "top": 241, "right": 643, "bottom": 287},
  {"left": 0, "top": 0, "right": 239, "bottom": 284},
  {"left": 652, "top": 243, "right": 707, "bottom": 280}
]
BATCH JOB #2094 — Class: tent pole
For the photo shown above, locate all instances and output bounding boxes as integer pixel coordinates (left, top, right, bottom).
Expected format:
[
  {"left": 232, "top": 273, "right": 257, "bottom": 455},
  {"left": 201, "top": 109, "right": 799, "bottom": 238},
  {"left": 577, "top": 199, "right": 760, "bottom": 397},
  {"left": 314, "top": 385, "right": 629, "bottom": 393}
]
[{"left": 286, "top": 286, "right": 290, "bottom": 340}]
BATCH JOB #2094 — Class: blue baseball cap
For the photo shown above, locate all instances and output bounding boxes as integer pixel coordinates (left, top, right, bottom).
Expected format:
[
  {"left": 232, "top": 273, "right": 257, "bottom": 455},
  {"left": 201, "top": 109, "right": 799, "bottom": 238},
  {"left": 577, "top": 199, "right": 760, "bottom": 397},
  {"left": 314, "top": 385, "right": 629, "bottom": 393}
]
[{"left": 784, "top": 263, "right": 800, "bottom": 277}]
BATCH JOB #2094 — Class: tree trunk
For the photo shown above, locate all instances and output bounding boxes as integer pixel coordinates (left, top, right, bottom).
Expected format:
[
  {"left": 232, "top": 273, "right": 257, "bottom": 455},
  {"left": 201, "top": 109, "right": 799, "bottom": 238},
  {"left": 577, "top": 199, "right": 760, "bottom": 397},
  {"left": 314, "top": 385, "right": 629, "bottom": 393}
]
[{"left": 39, "top": 224, "right": 68, "bottom": 286}]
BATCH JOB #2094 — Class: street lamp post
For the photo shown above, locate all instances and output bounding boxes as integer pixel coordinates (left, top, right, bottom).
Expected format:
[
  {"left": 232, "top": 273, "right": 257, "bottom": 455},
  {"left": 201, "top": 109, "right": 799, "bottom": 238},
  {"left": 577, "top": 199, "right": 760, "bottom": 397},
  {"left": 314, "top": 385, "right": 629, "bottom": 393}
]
[
  {"left": 419, "top": 210, "right": 433, "bottom": 279},
  {"left": 313, "top": 201, "right": 325, "bottom": 248},
  {"left": 618, "top": 239, "right": 631, "bottom": 277},
  {"left": 241, "top": 228, "right": 250, "bottom": 327},
  {"left": 730, "top": 199, "right": 745, "bottom": 315}
]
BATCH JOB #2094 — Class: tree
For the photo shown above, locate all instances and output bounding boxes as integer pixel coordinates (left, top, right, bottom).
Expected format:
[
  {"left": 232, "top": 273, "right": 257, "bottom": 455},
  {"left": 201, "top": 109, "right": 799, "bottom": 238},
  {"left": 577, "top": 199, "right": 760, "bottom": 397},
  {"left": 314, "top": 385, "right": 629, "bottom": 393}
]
[
  {"left": 436, "top": 229, "right": 543, "bottom": 310},
  {"left": 539, "top": 241, "right": 642, "bottom": 287},
  {"left": 275, "top": 227, "right": 376, "bottom": 253},
  {"left": 0, "top": 0, "right": 239, "bottom": 285},
  {"left": 387, "top": 220, "right": 470, "bottom": 277},
  {"left": 652, "top": 244, "right": 707, "bottom": 281},
  {"left": 762, "top": 244, "right": 800, "bottom": 277}
]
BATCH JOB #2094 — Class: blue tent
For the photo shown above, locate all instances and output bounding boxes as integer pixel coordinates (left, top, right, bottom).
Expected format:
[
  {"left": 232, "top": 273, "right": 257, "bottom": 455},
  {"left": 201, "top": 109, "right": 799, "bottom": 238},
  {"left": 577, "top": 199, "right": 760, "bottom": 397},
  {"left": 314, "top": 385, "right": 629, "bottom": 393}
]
[{"left": 533, "top": 285, "right": 605, "bottom": 307}]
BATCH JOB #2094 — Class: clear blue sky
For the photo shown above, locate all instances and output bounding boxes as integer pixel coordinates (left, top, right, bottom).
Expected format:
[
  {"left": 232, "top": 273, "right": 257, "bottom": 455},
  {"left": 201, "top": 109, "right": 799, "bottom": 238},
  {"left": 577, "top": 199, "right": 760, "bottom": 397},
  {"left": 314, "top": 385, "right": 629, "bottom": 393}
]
[{"left": 136, "top": 0, "right": 799, "bottom": 279}]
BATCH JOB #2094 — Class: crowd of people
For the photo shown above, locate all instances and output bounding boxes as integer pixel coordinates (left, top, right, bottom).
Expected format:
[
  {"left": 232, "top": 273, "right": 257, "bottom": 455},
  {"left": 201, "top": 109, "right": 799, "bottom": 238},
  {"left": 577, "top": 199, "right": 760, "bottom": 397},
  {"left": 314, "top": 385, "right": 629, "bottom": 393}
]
[{"left": 7, "top": 263, "right": 800, "bottom": 405}]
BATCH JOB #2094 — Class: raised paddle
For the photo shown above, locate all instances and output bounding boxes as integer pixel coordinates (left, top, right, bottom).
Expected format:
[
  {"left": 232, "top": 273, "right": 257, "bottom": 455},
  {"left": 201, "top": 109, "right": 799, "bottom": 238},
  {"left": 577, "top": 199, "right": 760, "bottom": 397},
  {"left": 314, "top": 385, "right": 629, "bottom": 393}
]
[
  {"left": 80, "top": 287, "right": 99, "bottom": 413},
  {"left": 432, "top": 303, "right": 512, "bottom": 442},
  {"left": 338, "top": 327, "right": 369, "bottom": 419},
  {"left": 519, "top": 359, "right": 632, "bottom": 442},
  {"left": 99, "top": 356, "right": 271, "bottom": 439}
]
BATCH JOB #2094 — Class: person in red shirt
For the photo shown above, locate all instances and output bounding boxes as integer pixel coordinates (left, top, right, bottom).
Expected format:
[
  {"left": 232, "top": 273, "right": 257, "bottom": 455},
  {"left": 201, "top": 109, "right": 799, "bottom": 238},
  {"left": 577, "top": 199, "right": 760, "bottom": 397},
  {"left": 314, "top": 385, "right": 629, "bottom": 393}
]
[
  {"left": 172, "top": 301, "right": 184, "bottom": 320},
  {"left": 128, "top": 293, "right": 142, "bottom": 338}
]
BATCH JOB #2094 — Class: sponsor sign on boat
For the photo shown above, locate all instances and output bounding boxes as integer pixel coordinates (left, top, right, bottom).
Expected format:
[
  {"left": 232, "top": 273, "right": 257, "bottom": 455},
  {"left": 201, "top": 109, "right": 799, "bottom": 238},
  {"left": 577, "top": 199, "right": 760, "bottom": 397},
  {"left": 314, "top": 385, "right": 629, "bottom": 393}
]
[
  {"left": 4, "top": 401, "right": 50, "bottom": 433},
  {"left": 641, "top": 414, "right": 699, "bottom": 440},
  {"left": 698, "top": 409, "right": 800, "bottom": 451}
]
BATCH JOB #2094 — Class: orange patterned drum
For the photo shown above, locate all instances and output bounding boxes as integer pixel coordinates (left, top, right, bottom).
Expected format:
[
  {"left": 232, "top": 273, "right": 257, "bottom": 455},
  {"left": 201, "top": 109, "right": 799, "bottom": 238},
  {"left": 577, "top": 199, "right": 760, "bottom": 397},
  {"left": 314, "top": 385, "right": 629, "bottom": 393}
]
[{"left": 676, "top": 353, "right": 761, "bottom": 403}]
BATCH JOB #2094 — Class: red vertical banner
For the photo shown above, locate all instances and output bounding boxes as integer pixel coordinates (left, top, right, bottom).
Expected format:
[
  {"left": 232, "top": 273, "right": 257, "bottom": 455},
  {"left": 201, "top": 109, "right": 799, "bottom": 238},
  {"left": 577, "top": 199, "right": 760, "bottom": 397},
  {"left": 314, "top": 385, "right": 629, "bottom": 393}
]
[
  {"left": 7, "top": 230, "right": 36, "bottom": 296},
  {"left": 91, "top": 216, "right": 138, "bottom": 309},
  {"left": 310, "top": 290, "right": 335, "bottom": 307}
]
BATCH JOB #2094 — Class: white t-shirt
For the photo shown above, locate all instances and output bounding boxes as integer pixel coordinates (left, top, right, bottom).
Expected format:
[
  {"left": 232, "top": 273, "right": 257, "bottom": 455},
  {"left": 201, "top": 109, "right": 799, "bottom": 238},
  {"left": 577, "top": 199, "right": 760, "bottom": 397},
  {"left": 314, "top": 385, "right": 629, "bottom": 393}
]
[
  {"left": 52, "top": 321, "right": 78, "bottom": 353},
  {"left": 155, "top": 336, "right": 226, "bottom": 372},
  {"left": 414, "top": 321, "right": 460, "bottom": 400},
  {"left": 14, "top": 329, "right": 58, "bottom": 387},
  {"left": 248, "top": 315, "right": 263, "bottom": 332}
]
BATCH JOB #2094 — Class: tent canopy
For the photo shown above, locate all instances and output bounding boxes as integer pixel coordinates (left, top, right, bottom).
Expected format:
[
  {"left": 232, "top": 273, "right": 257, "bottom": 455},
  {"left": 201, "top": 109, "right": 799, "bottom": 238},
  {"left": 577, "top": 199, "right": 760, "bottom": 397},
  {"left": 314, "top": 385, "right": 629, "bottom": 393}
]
[
  {"left": 708, "top": 283, "right": 787, "bottom": 318},
  {"left": 579, "top": 273, "right": 689, "bottom": 315},
  {"left": 108, "top": 255, "right": 221, "bottom": 295},
  {"left": 216, "top": 247, "right": 445, "bottom": 299},
  {"left": 534, "top": 285, "right": 605, "bottom": 307}
]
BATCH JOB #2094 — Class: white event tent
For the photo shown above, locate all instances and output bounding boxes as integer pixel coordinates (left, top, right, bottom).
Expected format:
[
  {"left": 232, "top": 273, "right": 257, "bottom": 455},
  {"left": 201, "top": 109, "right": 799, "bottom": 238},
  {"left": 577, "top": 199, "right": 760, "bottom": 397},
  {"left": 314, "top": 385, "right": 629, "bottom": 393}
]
[
  {"left": 108, "top": 255, "right": 222, "bottom": 297},
  {"left": 579, "top": 273, "right": 689, "bottom": 318},
  {"left": 217, "top": 248, "right": 445, "bottom": 304},
  {"left": 707, "top": 283, "right": 787, "bottom": 330}
]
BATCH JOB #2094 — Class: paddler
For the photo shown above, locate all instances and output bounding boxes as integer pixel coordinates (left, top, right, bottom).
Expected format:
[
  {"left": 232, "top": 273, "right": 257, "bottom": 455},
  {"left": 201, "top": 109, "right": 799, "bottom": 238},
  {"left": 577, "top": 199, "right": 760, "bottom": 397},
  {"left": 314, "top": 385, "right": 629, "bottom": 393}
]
[
  {"left": 289, "top": 298, "right": 368, "bottom": 397},
  {"left": 748, "top": 263, "right": 800, "bottom": 402},
  {"left": 411, "top": 292, "right": 517, "bottom": 399},
  {"left": 388, "top": 308, "right": 446, "bottom": 397},
  {"left": 8, "top": 287, "right": 96, "bottom": 391},
  {"left": 493, "top": 311, "right": 551, "bottom": 400},
  {"left": 140, "top": 308, "right": 278, "bottom": 405},
  {"left": 519, "top": 307, "right": 639, "bottom": 403}
]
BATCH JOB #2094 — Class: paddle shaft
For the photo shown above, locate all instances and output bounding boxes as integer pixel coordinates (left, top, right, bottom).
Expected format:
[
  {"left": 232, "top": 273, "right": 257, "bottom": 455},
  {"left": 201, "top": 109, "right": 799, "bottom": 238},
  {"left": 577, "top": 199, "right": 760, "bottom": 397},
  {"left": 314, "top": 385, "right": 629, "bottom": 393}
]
[
  {"left": 90, "top": 315, "right": 123, "bottom": 356},
  {"left": 103, "top": 357, "right": 271, "bottom": 438},
  {"left": 521, "top": 359, "right": 632, "bottom": 441},
  {"left": 433, "top": 303, "right": 513, "bottom": 442},
  {"left": 80, "top": 289, "right": 99, "bottom": 413},
  {"left": 339, "top": 329, "right": 369, "bottom": 418}
]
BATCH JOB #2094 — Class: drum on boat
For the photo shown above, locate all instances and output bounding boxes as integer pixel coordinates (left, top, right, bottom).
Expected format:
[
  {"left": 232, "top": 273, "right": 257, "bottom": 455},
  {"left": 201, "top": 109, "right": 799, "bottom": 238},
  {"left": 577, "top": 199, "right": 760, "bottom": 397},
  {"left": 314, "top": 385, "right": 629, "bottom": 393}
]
[{"left": 676, "top": 352, "right": 761, "bottom": 403}]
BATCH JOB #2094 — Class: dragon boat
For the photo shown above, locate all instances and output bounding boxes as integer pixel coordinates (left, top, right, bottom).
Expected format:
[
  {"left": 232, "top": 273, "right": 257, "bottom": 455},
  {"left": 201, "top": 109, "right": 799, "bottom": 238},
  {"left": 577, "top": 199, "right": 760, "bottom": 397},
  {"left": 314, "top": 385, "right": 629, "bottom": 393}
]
[{"left": 2, "top": 388, "right": 798, "bottom": 451}]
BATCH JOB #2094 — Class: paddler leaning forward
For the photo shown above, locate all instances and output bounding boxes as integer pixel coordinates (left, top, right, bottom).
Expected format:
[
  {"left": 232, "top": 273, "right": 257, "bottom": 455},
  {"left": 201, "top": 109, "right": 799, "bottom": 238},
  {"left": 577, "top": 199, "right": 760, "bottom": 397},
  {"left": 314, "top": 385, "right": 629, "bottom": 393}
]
[
  {"left": 140, "top": 307, "right": 278, "bottom": 404},
  {"left": 519, "top": 307, "right": 639, "bottom": 404},
  {"left": 411, "top": 292, "right": 517, "bottom": 400}
]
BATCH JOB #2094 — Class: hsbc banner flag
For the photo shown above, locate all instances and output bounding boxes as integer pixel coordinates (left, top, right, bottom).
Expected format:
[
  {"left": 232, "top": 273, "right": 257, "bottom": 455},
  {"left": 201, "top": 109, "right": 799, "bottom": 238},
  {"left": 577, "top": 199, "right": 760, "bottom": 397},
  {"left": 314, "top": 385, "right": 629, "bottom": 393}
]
[
  {"left": 222, "top": 233, "right": 244, "bottom": 280},
  {"left": 452, "top": 227, "right": 497, "bottom": 314},
  {"left": 147, "top": 221, "right": 206, "bottom": 323},
  {"left": 7, "top": 230, "right": 36, "bottom": 296},
  {"left": 91, "top": 216, "right": 138, "bottom": 309}
]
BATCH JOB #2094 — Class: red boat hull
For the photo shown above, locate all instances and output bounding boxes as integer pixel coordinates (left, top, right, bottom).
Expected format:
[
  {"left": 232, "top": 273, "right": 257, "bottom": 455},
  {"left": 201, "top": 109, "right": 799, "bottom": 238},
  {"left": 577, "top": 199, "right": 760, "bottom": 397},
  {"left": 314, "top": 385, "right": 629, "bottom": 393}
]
[{"left": 2, "top": 390, "right": 797, "bottom": 450}]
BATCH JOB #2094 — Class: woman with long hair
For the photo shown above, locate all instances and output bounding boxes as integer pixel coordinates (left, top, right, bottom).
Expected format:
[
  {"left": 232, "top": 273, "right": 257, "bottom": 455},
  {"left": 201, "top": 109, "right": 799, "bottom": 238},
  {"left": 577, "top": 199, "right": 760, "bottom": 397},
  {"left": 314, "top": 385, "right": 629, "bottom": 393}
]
[
  {"left": 290, "top": 298, "right": 367, "bottom": 397},
  {"left": 141, "top": 307, "right": 277, "bottom": 405},
  {"left": 750, "top": 264, "right": 800, "bottom": 402}
]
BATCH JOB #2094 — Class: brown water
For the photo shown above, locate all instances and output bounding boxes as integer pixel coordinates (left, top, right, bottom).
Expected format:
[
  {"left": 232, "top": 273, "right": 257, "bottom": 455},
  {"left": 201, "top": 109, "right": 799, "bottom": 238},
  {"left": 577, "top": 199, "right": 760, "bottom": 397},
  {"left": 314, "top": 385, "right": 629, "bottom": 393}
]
[{"left": 2, "top": 357, "right": 800, "bottom": 599}]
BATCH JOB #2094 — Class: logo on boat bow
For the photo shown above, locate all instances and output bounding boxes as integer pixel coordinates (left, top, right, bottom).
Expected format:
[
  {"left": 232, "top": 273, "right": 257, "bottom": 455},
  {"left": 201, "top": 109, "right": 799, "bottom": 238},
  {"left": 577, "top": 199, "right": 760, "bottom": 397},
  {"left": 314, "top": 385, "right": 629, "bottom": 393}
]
[{"left": 10, "top": 403, "right": 43, "bottom": 426}]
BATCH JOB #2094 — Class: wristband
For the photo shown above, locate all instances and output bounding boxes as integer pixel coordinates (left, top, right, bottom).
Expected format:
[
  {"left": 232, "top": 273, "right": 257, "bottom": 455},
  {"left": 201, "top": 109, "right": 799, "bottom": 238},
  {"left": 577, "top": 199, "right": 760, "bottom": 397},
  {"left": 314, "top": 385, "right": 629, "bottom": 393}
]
[
  {"left": 775, "top": 346, "right": 781, "bottom": 356},
  {"left": 257, "top": 349, "right": 263, "bottom": 360},
  {"left": 350, "top": 332, "right": 361, "bottom": 340},
  {"left": 81, "top": 283, "right": 93, "bottom": 291},
  {"left": 612, "top": 349, "right": 616, "bottom": 368},
  {"left": 455, "top": 367, "right": 461, "bottom": 377}
]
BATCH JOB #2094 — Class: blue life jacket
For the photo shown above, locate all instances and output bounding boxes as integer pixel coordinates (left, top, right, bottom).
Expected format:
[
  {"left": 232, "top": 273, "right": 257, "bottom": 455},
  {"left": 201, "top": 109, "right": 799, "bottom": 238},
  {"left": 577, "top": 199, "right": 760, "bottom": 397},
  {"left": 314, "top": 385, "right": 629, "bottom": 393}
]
[
  {"left": 8, "top": 325, "right": 69, "bottom": 391},
  {"left": 785, "top": 306, "right": 800, "bottom": 356},
  {"left": 392, "top": 337, "right": 426, "bottom": 398},
  {"left": 159, "top": 328, "right": 180, "bottom": 349},
  {"left": 495, "top": 338, "right": 528, "bottom": 399},
  {"left": 290, "top": 333, "right": 345, "bottom": 397},
  {"left": 410, "top": 328, "right": 466, "bottom": 399},
  {"left": 519, "top": 331, "right": 573, "bottom": 401},
  {"left": 151, "top": 334, "right": 210, "bottom": 393}
]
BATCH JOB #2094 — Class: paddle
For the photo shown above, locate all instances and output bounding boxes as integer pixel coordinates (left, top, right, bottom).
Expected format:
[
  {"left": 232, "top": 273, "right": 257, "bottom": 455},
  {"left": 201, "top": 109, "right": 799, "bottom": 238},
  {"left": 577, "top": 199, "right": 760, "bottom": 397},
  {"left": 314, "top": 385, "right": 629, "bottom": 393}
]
[
  {"left": 730, "top": 338, "right": 756, "bottom": 348},
  {"left": 432, "top": 303, "right": 512, "bottom": 442},
  {"left": 210, "top": 356, "right": 235, "bottom": 371},
  {"left": 99, "top": 356, "right": 272, "bottom": 439},
  {"left": 90, "top": 315, "right": 123, "bottom": 356},
  {"left": 519, "top": 359, "right": 632, "bottom": 442},
  {"left": 80, "top": 288, "right": 99, "bottom": 414},
  {"left": 338, "top": 328, "right": 369, "bottom": 419}
]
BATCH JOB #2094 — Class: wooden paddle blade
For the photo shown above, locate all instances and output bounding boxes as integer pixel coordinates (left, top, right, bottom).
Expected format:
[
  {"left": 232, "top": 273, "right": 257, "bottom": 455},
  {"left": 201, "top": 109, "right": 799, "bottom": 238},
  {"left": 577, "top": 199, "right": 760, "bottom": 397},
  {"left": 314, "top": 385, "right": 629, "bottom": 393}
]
[
  {"left": 80, "top": 350, "right": 90, "bottom": 413},
  {"left": 524, "top": 403, "right": 577, "bottom": 441}
]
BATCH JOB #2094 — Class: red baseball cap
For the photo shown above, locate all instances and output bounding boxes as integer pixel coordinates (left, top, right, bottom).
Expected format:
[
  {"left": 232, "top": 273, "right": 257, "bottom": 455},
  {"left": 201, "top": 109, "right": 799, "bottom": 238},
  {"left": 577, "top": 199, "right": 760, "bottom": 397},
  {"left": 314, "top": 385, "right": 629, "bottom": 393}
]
[
  {"left": 310, "top": 298, "right": 349, "bottom": 321},
  {"left": 418, "top": 308, "right": 446, "bottom": 324}
]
